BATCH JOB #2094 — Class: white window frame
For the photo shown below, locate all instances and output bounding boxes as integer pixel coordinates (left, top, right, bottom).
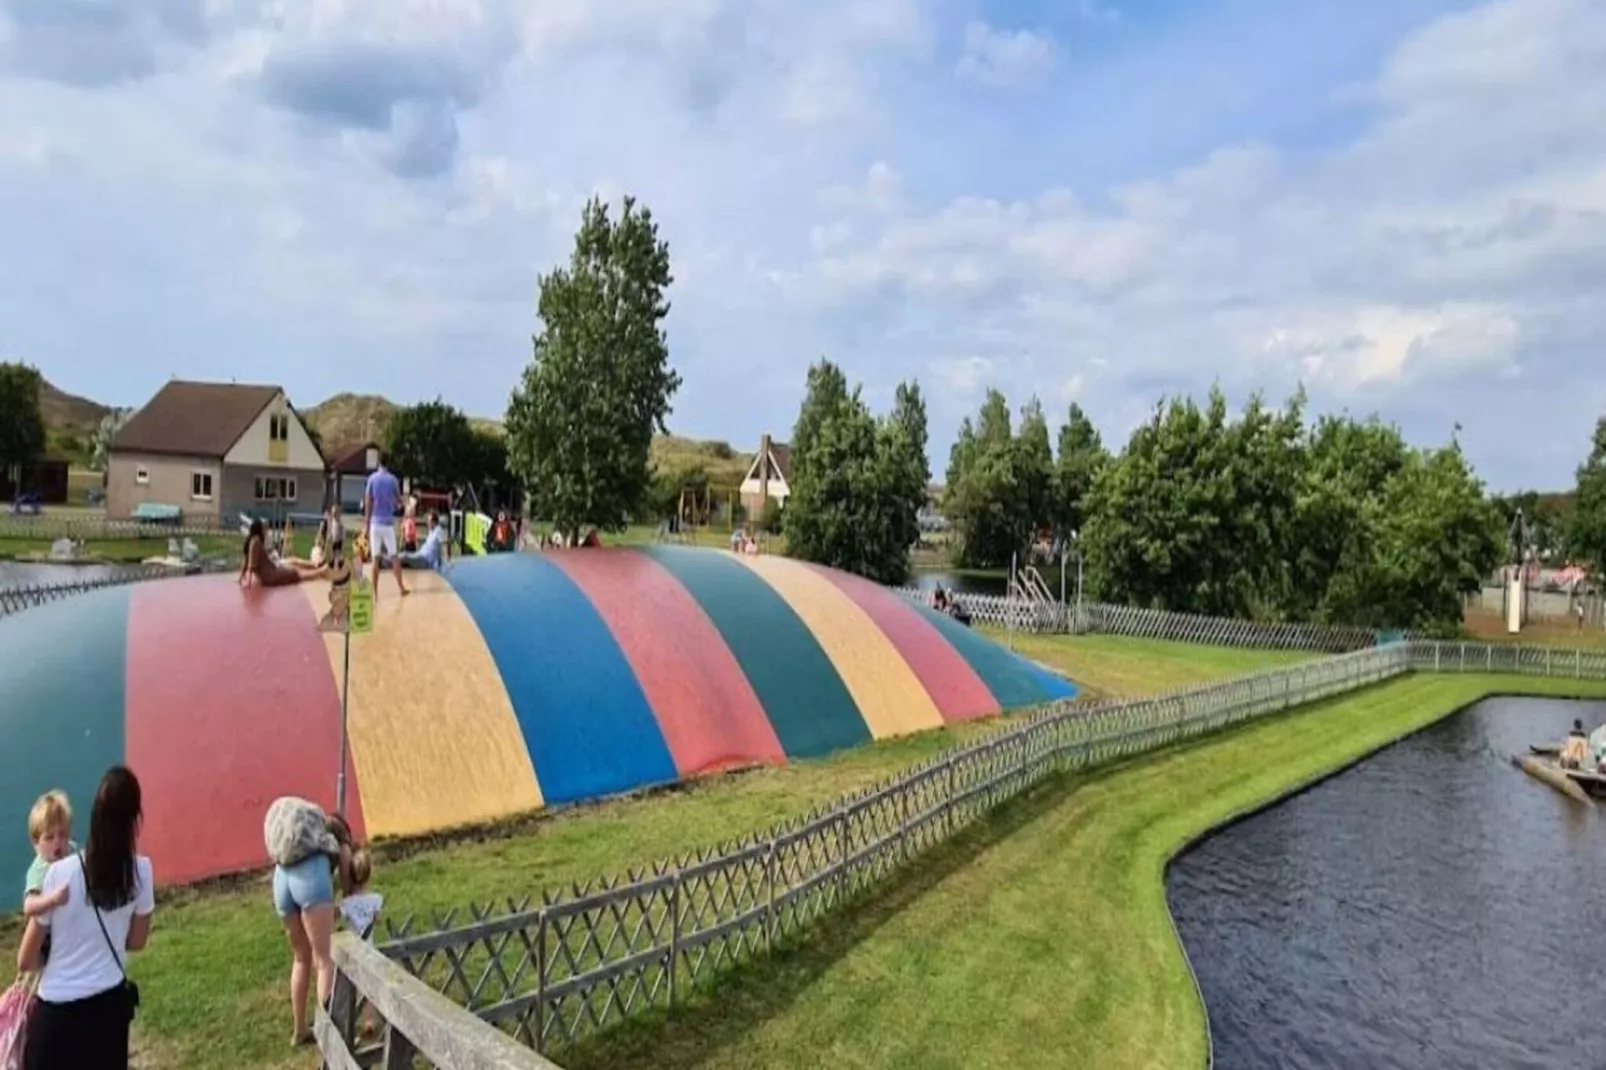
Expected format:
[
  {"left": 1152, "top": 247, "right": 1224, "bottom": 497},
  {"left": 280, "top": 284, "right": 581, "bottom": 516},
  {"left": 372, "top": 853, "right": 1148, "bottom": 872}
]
[
  {"left": 134, "top": 466, "right": 149, "bottom": 485},
  {"left": 254, "top": 475, "right": 298, "bottom": 502},
  {"left": 190, "top": 471, "right": 213, "bottom": 501}
]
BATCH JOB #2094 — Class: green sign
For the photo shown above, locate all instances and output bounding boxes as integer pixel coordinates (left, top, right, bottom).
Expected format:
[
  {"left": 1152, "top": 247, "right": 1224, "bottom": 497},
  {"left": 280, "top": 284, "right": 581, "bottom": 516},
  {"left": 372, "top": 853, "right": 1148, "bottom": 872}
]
[{"left": 349, "top": 582, "right": 374, "bottom": 635}]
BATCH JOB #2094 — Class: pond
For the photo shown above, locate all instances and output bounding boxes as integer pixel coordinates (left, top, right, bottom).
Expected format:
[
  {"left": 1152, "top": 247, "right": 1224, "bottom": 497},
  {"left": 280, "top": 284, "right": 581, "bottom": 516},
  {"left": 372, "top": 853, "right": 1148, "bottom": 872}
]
[
  {"left": 0, "top": 560, "right": 143, "bottom": 588},
  {"left": 1167, "top": 696, "right": 1606, "bottom": 1069}
]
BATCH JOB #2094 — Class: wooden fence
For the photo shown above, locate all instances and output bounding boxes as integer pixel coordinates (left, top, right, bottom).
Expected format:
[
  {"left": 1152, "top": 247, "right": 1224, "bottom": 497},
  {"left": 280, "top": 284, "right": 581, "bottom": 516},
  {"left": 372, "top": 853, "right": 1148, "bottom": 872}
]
[
  {"left": 327, "top": 639, "right": 1606, "bottom": 1070},
  {"left": 896, "top": 586, "right": 1411, "bottom": 652}
]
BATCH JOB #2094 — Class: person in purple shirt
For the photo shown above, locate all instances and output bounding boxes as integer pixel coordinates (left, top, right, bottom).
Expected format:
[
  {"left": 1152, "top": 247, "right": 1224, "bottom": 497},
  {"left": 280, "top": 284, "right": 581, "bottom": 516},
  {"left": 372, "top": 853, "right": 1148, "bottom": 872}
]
[{"left": 363, "top": 454, "right": 409, "bottom": 599}]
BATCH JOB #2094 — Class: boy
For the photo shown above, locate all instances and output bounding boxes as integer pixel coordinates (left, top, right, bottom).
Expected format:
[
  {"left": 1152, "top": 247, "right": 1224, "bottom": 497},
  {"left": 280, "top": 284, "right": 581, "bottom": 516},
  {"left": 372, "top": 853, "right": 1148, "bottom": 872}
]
[{"left": 23, "top": 790, "right": 74, "bottom": 919}]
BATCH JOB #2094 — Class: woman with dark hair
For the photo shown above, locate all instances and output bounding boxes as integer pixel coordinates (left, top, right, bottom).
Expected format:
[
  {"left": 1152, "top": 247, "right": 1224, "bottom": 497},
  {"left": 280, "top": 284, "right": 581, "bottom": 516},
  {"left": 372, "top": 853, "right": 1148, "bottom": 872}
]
[
  {"left": 16, "top": 766, "right": 153, "bottom": 1070},
  {"left": 239, "top": 519, "right": 327, "bottom": 588}
]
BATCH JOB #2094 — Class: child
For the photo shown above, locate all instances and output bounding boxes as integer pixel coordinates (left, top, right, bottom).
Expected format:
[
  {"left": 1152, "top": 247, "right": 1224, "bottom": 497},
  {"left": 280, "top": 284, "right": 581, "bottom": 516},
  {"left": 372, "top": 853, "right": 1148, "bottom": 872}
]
[
  {"left": 338, "top": 846, "right": 382, "bottom": 940},
  {"left": 23, "top": 790, "right": 74, "bottom": 923}
]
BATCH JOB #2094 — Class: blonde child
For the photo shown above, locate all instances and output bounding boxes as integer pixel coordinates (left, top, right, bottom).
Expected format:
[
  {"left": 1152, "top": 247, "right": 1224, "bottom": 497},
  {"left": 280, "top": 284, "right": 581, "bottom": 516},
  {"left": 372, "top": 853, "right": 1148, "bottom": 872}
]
[
  {"left": 338, "top": 847, "right": 382, "bottom": 940},
  {"left": 22, "top": 791, "right": 74, "bottom": 920}
]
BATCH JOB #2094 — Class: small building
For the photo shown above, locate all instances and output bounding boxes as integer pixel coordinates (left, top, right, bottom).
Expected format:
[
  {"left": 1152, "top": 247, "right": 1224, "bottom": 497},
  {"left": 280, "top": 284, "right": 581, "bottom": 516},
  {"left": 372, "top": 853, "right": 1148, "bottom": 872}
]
[
  {"left": 106, "top": 380, "right": 326, "bottom": 524},
  {"left": 325, "top": 441, "right": 383, "bottom": 513},
  {"left": 739, "top": 434, "right": 791, "bottom": 520}
]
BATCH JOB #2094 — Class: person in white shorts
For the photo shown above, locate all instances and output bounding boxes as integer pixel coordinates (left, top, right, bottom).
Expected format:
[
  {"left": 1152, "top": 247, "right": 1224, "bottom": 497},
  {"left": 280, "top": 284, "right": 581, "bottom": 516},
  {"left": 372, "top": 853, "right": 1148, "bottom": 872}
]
[{"left": 363, "top": 453, "right": 410, "bottom": 599}]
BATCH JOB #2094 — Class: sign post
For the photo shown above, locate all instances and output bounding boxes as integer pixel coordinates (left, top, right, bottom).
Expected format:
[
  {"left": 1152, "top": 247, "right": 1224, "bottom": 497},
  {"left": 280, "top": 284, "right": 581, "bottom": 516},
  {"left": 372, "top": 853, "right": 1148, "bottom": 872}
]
[{"left": 338, "top": 579, "right": 374, "bottom": 816}]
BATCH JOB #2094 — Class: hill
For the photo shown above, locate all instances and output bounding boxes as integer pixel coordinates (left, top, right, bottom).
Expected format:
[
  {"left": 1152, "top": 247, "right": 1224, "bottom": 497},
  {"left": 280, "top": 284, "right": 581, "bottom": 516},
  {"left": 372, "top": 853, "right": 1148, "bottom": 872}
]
[{"left": 38, "top": 380, "right": 112, "bottom": 466}]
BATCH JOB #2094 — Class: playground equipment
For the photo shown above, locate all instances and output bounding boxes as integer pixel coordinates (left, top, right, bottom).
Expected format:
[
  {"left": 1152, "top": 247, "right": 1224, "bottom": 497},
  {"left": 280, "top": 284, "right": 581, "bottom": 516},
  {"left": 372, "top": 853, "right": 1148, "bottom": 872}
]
[{"left": 0, "top": 547, "right": 1077, "bottom": 909}]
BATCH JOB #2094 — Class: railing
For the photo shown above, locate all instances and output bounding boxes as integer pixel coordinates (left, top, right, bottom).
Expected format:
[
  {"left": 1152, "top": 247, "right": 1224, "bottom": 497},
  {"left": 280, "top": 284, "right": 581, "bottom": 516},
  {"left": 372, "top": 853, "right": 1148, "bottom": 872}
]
[
  {"left": 1408, "top": 640, "right": 1606, "bottom": 678},
  {"left": 318, "top": 932, "right": 561, "bottom": 1070},
  {"left": 0, "top": 561, "right": 235, "bottom": 618},
  {"left": 368, "top": 645, "right": 1416, "bottom": 1062},
  {"left": 898, "top": 587, "right": 1405, "bottom": 652}
]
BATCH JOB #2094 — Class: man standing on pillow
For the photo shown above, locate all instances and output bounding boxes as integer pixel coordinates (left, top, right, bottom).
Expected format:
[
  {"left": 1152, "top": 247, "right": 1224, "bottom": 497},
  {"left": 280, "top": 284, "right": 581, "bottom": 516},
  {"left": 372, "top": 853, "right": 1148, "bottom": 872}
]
[{"left": 363, "top": 452, "right": 410, "bottom": 600}]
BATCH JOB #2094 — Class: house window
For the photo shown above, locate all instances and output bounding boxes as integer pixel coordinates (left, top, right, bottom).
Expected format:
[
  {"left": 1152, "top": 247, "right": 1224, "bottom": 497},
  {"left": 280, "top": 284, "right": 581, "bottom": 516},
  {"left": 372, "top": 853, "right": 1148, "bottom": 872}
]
[
  {"left": 134, "top": 466, "right": 149, "bottom": 485},
  {"left": 191, "top": 472, "right": 214, "bottom": 501},
  {"left": 269, "top": 414, "right": 289, "bottom": 442},
  {"left": 254, "top": 476, "right": 297, "bottom": 502}
]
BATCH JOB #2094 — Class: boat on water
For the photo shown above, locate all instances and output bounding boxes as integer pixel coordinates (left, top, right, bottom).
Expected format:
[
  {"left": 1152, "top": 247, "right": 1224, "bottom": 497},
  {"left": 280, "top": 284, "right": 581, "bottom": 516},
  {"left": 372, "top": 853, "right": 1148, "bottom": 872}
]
[{"left": 1517, "top": 746, "right": 1606, "bottom": 803}]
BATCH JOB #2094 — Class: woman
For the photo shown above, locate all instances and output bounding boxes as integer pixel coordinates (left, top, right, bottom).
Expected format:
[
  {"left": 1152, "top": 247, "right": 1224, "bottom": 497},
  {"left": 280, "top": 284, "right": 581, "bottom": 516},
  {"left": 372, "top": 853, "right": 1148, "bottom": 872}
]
[
  {"left": 17, "top": 766, "right": 153, "bottom": 1070},
  {"left": 264, "top": 797, "right": 354, "bottom": 1046},
  {"left": 238, "top": 519, "right": 325, "bottom": 588}
]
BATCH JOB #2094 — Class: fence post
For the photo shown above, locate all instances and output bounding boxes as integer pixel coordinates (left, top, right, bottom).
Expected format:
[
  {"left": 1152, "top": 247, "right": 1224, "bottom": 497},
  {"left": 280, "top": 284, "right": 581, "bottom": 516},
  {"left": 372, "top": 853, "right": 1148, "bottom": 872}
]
[
  {"left": 1434, "top": 643, "right": 1440, "bottom": 673},
  {"left": 1487, "top": 645, "right": 1493, "bottom": 673},
  {"left": 835, "top": 811, "right": 849, "bottom": 906},
  {"left": 535, "top": 909, "right": 548, "bottom": 1054},
  {"left": 764, "top": 839, "right": 777, "bottom": 951},
  {"left": 1547, "top": 648, "right": 1552, "bottom": 677},
  {"left": 668, "top": 871, "right": 681, "bottom": 1009},
  {"left": 1460, "top": 643, "right": 1467, "bottom": 673},
  {"left": 895, "top": 783, "right": 908, "bottom": 867}
]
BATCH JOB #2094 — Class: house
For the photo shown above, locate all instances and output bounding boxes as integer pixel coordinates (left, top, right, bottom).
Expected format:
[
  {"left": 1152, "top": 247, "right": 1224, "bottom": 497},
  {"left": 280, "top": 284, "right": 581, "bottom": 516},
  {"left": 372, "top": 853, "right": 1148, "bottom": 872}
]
[
  {"left": 106, "top": 380, "right": 326, "bottom": 524},
  {"left": 739, "top": 434, "right": 791, "bottom": 520},
  {"left": 326, "top": 441, "right": 383, "bottom": 513}
]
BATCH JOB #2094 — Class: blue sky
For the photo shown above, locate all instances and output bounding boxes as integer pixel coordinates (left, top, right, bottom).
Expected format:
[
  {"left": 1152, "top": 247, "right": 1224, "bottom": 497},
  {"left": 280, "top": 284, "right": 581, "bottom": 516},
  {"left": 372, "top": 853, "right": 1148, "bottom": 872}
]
[{"left": 2, "top": 0, "right": 1603, "bottom": 491}]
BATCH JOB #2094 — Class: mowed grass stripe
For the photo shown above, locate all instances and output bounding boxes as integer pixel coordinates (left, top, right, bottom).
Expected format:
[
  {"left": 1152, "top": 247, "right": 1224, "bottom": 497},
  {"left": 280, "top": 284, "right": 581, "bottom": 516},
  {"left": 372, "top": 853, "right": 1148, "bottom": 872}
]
[{"left": 569, "top": 674, "right": 1606, "bottom": 1070}]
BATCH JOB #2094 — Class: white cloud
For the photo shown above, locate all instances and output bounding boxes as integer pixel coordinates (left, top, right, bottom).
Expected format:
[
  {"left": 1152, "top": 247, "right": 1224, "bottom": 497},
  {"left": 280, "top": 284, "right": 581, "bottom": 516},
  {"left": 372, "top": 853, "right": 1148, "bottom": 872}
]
[
  {"left": 956, "top": 21, "right": 1057, "bottom": 88},
  {"left": 0, "top": 0, "right": 1604, "bottom": 490}
]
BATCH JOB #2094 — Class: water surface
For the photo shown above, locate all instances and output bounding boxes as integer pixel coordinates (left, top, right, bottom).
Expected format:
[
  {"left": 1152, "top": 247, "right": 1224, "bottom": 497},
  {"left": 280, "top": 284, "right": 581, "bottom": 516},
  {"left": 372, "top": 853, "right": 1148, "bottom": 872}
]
[
  {"left": 1168, "top": 697, "right": 1606, "bottom": 1070},
  {"left": 0, "top": 560, "right": 141, "bottom": 587}
]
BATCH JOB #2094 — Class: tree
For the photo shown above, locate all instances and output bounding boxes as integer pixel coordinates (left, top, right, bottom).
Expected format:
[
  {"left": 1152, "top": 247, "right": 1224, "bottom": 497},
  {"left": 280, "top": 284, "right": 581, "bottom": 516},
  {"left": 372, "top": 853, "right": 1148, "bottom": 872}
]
[
  {"left": 90, "top": 408, "right": 133, "bottom": 472},
  {"left": 791, "top": 359, "right": 851, "bottom": 478},
  {"left": 886, "top": 380, "right": 931, "bottom": 554},
  {"left": 942, "top": 389, "right": 1039, "bottom": 569},
  {"left": 385, "top": 399, "right": 482, "bottom": 488},
  {"left": 505, "top": 196, "right": 681, "bottom": 540},
  {"left": 1017, "top": 396, "right": 1054, "bottom": 540},
  {"left": 1053, "top": 403, "right": 1106, "bottom": 540},
  {"left": 784, "top": 368, "right": 928, "bottom": 584},
  {"left": 1569, "top": 417, "right": 1606, "bottom": 581},
  {"left": 0, "top": 362, "right": 46, "bottom": 484}
]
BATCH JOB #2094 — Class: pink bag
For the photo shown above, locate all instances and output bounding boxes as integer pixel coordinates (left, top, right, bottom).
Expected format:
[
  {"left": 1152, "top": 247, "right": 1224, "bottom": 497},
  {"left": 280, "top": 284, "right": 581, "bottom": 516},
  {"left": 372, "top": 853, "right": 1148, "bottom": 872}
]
[{"left": 0, "top": 975, "right": 38, "bottom": 1070}]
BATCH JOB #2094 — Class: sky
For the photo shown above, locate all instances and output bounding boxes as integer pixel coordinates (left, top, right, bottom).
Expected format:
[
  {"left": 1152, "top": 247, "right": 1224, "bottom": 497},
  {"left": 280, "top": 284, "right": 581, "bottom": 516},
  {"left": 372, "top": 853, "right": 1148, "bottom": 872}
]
[{"left": 1, "top": 0, "right": 1603, "bottom": 492}]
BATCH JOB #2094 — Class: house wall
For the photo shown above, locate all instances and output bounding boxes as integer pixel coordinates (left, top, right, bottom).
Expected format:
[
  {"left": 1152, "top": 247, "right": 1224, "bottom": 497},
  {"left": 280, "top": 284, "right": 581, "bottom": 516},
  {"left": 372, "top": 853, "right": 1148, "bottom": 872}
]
[
  {"left": 223, "top": 392, "right": 324, "bottom": 470},
  {"left": 106, "top": 453, "right": 224, "bottom": 522},
  {"left": 221, "top": 464, "right": 328, "bottom": 523}
]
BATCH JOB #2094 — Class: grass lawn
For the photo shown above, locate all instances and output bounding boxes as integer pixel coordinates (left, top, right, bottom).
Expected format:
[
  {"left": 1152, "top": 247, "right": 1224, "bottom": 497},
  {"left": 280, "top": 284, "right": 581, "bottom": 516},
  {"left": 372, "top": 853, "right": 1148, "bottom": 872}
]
[
  {"left": 0, "top": 634, "right": 1273, "bottom": 1069},
  {"left": 1462, "top": 608, "right": 1606, "bottom": 650},
  {"left": 0, "top": 534, "right": 242, "bottom": 565},
  {"left": 997, "top": 631, "right": 1311, "bottom": 698},
  {"left": 570, "top": 673, "right": 1606, "bottom": 1070}
]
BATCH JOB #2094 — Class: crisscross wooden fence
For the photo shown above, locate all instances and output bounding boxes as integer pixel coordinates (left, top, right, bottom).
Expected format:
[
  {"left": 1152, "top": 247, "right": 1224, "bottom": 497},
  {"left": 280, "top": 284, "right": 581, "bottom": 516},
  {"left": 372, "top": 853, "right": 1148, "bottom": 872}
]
[
  {"left": 896, "top": 586, "right": 1412, "bottom": 652},
  {"left": 319, "top": 638, "right": 1606, "bottom": 1069}
]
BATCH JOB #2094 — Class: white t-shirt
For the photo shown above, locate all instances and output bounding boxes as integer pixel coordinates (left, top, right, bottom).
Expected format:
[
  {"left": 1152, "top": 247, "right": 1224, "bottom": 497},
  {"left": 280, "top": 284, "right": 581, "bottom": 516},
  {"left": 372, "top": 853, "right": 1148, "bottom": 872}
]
[
  {"left": 340, "top": 892, "right": 383, "bottom": 939},
  {"left": 35, "top": 854, "right": 155, "bottom": 1003}
]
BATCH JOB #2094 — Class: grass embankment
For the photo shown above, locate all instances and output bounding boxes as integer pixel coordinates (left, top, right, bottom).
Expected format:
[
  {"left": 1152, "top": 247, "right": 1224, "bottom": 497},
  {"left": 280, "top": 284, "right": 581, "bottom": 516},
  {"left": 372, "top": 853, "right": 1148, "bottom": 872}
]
[
  {"left": 573, "top": 673, "right": 1606, "bottom": 1070},
  {"left": 0, "top": 634, "right": 1281, "bottom": 1070},
  {"left": 998, "top": 631, "right": 1310, "bottom": 699}
]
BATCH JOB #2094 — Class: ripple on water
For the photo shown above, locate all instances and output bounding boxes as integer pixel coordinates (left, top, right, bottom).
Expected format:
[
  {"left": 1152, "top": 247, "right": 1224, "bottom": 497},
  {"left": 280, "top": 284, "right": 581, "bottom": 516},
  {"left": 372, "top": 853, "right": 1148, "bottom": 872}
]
[{"left": 1167, "top": 696, "right": 1606, "bottom": 1070}]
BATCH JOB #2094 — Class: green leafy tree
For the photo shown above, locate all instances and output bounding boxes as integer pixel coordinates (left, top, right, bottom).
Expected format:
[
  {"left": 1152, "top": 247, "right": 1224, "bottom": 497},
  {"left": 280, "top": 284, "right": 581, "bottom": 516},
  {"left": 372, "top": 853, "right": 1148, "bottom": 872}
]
[
  {"left": 1569, "top": 417, "right": 1606, "bottom": 580},
  {"left": 505, "top": 196, "right": 681, "bottom": 540},
  {"left": 1017, "top": 396, "right": 1055, "bottom": 536},
  {"left": 791, "top": 359, "right": 851, "bottom": 477},
  {"left": 1053, "top": 403, "right": 1106, "bottom": 540},
  {"left": 942, "top": 388, "right": 1039, "bottom": 569},
  {"left": 785, "top": 368, "right": 928, "bottom": 584},
  {"left": 385, "top": 399, "right": 484, "bottom": 488},
  {"left": 0, "top": 362, "right": 46, "bottom": 484},
  {"left": 885, "top": 380, "right": 930, "bottom": 553},
  {"left": 944, "top": 417, "right": 977, "bottom": 507}
]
